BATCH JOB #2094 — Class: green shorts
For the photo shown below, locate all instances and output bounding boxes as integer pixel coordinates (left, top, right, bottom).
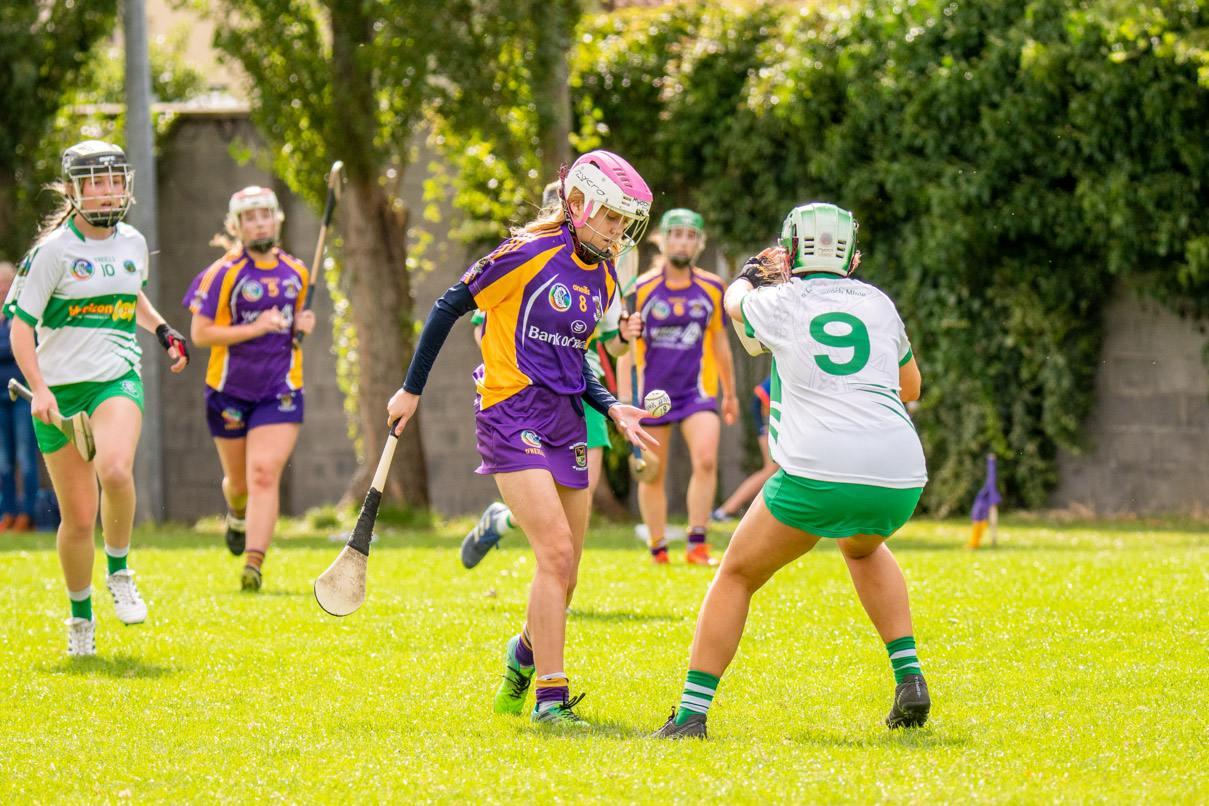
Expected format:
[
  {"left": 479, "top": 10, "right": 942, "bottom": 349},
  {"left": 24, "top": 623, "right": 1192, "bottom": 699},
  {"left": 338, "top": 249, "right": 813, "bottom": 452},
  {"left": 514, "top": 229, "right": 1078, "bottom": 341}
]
[
  {"left": 34, "top": 370, "right": 144, "bottom": 454},
  {"left": 761, "top": 469, "right": 923, "bottom": 539},
  {"left": 584, "top": 402, "right": 610, "bottom": 450}
]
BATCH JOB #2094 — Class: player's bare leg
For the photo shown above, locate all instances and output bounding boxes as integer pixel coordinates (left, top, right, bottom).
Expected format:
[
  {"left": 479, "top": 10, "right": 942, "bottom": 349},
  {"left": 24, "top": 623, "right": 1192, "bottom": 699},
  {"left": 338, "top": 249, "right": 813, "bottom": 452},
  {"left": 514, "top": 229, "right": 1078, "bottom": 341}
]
[
  {"left": 213, "top": 437, "right": 249, "bottom": 555},
  {"left": 680, "top": 410, "right": 720, "bottom": 565},
  {"left": 838, "top": 536, "right": 929, "bottom": 727},
  {"left": 90, "top": 397, "right": 147, "bottom": 624},
  {"left": 493, "top": 468, "right": 590, "bottom": 725},
  {"left": 636, "top": 423, "right": 672, "bottom": 561},
  {"left": 239, "top": 422, "right": 299, "bottom": 589},
  {"left": 45, "top": 444, "right": 101, "bottom": 596}
]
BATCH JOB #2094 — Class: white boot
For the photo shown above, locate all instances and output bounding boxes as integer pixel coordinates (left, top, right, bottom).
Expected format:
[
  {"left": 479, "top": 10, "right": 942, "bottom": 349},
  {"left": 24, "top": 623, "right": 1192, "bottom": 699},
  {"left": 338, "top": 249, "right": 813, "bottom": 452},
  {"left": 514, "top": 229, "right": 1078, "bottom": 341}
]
[
  {"left": 106, "top": 569, "right": 148, "bottom": 625},
  {"left": 66, "top": 616, "right": 97, "bottom": 657}
]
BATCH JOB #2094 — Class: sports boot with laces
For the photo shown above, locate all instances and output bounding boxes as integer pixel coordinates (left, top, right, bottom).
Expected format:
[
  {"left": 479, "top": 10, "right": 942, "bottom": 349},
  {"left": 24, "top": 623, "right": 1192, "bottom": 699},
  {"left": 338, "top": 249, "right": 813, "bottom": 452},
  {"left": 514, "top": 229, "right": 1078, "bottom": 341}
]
[
  {"left": 886, "top": 673, "right": 931, "bottom": 728},
  {"left": 462, "top": 502, "right": 508, "bottom": 569},
  {"left": 651, "top": 709, "right": 708, "bottom": 739},
  {"left": 685, "top": 543, "right": 719, "bottom": 566},
  {"left": 531, "top": 693, "right": 589, "bottom": 728},
  {"left": 225, "top": 511, "right": 247, "bottom": 556},
  {"left": 493, "top": 634, "right": 535, "bottom": 715},
  {"left": 240, "top": 565, "right": 262, "bottom": 592},
  {"left": 65, "top": 616, "right": 97, "bottom": 657},
  {"left": 105, "top": 569, "right": 147, "bottom": 624}
]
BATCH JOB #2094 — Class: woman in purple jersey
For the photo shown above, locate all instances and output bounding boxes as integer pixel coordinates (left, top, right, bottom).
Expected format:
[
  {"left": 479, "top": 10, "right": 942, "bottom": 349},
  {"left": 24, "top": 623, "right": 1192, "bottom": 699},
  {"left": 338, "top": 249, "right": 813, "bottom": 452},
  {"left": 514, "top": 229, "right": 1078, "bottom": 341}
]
[
  {"left": 387, "top": 151, "right": 656, "bottom": 727},
  {"left": 618, "top": 208, "right": 738, "bottom": 566},
  {"left": 184, "top": 187, "right": 315, "bottom": 592}
]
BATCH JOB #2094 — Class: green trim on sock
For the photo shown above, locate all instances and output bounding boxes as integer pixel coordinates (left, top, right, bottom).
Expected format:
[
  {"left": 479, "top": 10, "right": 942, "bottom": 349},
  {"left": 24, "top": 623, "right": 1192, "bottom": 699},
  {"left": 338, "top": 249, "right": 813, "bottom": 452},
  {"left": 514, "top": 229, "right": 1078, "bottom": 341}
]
[
  {"left": 675, "top": 669, "right": 721, "bottom": 724},
  {"left": 887, "top": 635, "right": 922, "bottom": 684},
  {"left": 105, "top": 550, "right": 128, "bottom": 575},
  {"left": 69, "top": 594, "right": 92, "bottom": 621}
]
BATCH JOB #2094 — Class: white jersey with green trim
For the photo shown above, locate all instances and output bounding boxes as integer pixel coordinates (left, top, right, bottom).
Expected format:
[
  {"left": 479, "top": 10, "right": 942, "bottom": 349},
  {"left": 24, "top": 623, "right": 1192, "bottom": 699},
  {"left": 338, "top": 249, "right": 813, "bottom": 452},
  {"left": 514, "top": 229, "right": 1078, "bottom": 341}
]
[
  {"left": 3, "top": 219, "right": 149, "bottom": 386},
  {"left": 740, "top": 275, "right": 927, "bottom": 488}
]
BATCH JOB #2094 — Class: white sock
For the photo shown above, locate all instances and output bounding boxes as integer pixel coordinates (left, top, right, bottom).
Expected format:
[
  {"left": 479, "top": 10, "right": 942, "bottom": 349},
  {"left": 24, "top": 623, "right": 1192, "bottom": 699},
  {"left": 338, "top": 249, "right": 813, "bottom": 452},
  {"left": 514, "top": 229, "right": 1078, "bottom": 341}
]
[
  {"left": 104, "top": 544, "right": 129, "bottom": 559},
  {"left": 67, "top": 586, "right": 92, "bottom": 602},
  {"left": 493, "top": 508, "right": 514, "bottom": 535}
]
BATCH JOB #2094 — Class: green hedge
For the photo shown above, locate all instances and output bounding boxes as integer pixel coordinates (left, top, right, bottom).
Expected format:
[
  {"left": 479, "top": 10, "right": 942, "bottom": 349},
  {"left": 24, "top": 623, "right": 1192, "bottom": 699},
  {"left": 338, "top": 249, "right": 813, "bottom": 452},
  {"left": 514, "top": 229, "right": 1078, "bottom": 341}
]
[{"left": 570, "top": 0, "right": 1209, "bottom": 514}]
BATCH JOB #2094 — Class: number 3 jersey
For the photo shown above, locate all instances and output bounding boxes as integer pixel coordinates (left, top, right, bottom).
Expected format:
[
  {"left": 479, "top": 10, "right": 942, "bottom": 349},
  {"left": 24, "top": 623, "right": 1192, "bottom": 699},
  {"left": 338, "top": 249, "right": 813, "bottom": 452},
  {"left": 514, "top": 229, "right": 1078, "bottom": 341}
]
[
  {"left": 183, "top": 247, "right": 309, "bottom": 401},
  {"left": 740, "top": 275, "right": 927, "bottom": 488},
  {"left": 2, "top": 220, "right": 149, "bottom": 386}
]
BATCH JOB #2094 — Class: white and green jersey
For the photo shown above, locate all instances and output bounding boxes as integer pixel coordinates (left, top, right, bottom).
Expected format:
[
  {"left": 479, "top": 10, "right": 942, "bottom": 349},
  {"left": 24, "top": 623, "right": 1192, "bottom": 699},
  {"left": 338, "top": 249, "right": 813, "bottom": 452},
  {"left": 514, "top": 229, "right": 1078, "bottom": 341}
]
[
  {"left": 3, "top": 219, "right": 149, "bottom": 386},
  {"left": 740, "top": 275, "right": 927, "bottom": 488}
]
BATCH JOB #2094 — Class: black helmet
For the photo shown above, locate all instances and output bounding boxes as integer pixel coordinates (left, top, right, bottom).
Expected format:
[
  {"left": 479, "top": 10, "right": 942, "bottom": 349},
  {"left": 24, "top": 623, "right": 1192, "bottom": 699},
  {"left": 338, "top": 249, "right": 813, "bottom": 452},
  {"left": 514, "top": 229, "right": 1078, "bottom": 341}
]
[{"left": 61, "top": 140, "right": 134, "bottom": 228}]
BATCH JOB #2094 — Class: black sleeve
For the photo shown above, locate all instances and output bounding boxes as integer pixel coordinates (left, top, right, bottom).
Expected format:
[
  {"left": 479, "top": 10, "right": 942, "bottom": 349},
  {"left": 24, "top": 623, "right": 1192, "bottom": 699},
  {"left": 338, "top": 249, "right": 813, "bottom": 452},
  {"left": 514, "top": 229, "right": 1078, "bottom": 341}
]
[
  {"left": 402, "top": 283, "right": 476, "bottom": 395},
  {"left": 581, "top": 354, "right": 619, "bottom": 416}
]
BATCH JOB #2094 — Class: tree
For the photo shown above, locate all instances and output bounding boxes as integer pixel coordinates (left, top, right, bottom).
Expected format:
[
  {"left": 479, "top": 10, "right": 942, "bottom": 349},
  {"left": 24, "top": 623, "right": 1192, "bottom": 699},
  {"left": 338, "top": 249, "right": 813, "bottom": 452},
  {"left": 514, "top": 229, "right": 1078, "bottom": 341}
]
[
  {"left": 0, "top": 2, "right": 119, "bottom": 260},
  {"left": 206, "top": 0, "right": 582, "bottom": 507}
]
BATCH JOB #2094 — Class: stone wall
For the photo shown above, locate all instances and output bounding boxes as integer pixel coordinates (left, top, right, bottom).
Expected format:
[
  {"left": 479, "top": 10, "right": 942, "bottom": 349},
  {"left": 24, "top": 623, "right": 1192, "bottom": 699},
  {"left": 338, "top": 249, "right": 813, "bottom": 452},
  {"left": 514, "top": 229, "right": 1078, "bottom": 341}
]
[{"left": 1051, "top": 286, "right": 1209, "bottom": 516}]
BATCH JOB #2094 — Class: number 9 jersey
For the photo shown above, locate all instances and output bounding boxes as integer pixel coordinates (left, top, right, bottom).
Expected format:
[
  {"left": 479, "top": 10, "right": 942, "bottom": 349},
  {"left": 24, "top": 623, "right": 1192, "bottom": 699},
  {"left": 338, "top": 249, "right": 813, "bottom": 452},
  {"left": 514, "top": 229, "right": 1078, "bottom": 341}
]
[{"left": 739, "top": 275, "right": 927, "bottom": 488}]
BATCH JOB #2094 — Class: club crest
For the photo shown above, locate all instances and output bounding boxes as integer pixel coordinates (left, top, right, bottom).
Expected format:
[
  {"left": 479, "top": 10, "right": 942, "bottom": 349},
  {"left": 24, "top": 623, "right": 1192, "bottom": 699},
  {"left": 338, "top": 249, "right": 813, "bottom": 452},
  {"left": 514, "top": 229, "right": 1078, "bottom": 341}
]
[
  {"left": 241, "top": 281, "right": 264, "bottom": 302},
  {"left": 70, "top": 259, "right": 94, "bottom": 280},
  {"left": 549, "top": 284, "right": 572, "bottom": 312}
]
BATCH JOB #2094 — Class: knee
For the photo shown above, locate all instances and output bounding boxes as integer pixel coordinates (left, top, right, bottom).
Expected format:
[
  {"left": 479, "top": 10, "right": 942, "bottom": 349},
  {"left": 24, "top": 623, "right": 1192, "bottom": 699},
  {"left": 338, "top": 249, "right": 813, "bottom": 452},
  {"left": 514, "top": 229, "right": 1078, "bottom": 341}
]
[
  {"left": 95, "top": 459, "right": 134, "bottom": 492},
  {"left": 247, "top": 460, "right": 281, "bottom": 491},
  {"left": 537, "top": 540, "right": 576, "bottom": 585},
  {"left": 694, "top": 454, "right": 718, "bottom": 477}
]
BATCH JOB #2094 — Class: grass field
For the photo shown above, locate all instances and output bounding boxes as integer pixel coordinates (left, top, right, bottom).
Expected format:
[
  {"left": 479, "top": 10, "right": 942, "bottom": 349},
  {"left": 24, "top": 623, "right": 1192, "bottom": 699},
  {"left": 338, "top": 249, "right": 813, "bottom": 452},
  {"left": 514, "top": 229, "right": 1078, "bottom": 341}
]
[{"left": 2, "top": 514, "right": 1207, "bottom": 804}]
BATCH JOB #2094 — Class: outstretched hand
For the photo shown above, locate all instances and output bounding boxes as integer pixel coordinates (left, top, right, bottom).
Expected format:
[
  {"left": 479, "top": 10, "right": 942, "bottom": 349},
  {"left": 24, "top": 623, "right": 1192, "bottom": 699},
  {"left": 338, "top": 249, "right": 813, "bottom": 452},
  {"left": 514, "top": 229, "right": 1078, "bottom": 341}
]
[{"left": 608, "top": 403, "right": 659, "bottom": 451}]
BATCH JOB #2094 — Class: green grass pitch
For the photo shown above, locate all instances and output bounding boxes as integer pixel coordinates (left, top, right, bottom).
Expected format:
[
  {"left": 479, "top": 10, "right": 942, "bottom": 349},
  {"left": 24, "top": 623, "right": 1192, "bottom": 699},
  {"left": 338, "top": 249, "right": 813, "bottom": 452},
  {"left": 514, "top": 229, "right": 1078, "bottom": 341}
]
[{"left": 2, "top": 516, "right": 1206, "bottom": 804}]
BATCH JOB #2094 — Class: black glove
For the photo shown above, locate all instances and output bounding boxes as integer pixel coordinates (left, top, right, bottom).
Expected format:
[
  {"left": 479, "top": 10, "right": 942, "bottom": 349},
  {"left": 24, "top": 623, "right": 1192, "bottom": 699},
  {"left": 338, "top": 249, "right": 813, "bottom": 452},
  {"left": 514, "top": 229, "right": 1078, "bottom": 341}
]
[
  {"left": 737, "top": 255, "right": 772, "bottom": 288},
  {"left": 156, "top": 323, "right": 190, "bottom": 363}
]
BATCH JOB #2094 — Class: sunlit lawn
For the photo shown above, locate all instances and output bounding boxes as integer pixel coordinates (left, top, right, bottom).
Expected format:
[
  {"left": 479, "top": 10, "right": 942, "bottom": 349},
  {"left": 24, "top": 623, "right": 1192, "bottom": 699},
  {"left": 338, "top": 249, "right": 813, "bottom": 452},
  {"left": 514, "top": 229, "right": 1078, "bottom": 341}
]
[{"left": 2, "top": 514, "right": 1206, "bottom": 804}]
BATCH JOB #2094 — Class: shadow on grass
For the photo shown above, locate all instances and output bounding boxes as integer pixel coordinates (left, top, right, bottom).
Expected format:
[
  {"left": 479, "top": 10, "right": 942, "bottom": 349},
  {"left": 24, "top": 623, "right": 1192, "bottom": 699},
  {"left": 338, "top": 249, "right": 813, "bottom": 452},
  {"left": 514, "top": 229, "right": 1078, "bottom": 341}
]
[
  {"left": 39, "top": 654, "right": 178, "bottom": 679},
  {"left": 568, "top": 606, "right": 679, "bottom": 625},
  {"left": 790, "top": 725, "right": 969, "bottom": 749}
]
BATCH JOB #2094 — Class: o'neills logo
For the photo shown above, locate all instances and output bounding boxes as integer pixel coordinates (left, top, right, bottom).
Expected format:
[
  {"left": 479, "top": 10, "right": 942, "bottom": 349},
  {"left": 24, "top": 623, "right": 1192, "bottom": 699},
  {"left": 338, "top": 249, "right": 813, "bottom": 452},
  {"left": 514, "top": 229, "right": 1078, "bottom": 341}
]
[
  {"left": 527, "top": 326, "right": 586, "bottom": 349},
  {"left": 69, "top": 299, "right": 136, "bottom": 321}
]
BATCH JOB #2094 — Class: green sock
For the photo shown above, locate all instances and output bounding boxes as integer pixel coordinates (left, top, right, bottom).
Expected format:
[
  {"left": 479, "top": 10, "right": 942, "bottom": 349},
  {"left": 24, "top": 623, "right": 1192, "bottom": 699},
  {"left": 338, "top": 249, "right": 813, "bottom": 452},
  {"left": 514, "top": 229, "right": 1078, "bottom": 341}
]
[
  {"left": 104, "top": 544, "right": 129, "bottom": 575},
  {"left": 68, "top": 586, "right": 92, "bottom": 621},
  {"left": 675, "top": 669, "right": 720, "bottom": 724},
  {"left": 887, "top": 636, "right": 922, "bottom": 684}
]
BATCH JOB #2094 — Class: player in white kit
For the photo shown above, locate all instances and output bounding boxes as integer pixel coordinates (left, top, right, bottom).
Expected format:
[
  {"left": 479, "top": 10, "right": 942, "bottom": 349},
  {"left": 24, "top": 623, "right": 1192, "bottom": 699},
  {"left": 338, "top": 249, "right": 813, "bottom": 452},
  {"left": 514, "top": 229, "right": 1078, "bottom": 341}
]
[
  {"left": 3, "top": 141, "right": 188, "bottom": 656},
  {"left": 653, "top": 203, "right": 931, "bottom": 738}
]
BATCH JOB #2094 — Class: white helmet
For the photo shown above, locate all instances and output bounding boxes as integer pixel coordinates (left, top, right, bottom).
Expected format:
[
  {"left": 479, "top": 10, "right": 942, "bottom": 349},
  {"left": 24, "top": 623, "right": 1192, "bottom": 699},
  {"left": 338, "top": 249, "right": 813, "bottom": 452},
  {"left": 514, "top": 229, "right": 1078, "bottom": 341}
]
[
  {"left": 780, "top": 203, "right": 858, "bottom": 276},
  {"left": 62, "top": 140, "right": 134, "bottom": 228},
  {"left": 560, "top": 150, "right": 652, "bottom": 263},
  {"left": 226, "top": 186, "right": 283, "bottom": 252}
]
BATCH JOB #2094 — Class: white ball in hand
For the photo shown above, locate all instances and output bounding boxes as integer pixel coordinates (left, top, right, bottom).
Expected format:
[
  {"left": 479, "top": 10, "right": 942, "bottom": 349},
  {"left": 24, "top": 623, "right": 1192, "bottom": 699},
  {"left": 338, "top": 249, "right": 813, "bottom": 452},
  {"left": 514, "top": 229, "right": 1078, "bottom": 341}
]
[{"left": 644, "top": 389, "right": 671, "bottom": 418}]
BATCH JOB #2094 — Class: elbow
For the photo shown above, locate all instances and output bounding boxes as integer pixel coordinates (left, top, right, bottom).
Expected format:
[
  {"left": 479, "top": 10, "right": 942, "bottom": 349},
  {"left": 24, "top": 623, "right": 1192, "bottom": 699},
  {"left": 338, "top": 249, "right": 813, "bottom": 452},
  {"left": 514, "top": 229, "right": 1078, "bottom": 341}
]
[{"left": 900, "top": 384, "right": 920, "bottom": 403}]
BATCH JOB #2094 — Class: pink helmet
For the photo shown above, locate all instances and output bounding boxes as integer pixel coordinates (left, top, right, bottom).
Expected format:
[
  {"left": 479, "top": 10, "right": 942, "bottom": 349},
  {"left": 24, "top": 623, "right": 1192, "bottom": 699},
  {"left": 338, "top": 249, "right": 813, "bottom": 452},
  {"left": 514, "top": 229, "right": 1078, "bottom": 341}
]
[{"left": 561, "top": 150, "right": 653, "bottom": 262}]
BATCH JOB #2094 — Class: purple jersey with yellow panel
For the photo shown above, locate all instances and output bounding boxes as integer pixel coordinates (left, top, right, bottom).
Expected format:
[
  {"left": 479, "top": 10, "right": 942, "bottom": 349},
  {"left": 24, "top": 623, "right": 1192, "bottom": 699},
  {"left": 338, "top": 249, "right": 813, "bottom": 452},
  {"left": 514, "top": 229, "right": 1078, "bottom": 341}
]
[
  {"left": 463, "top": 223, "right": 617, "bottom": 487},
  {"left": 182, "top": 247, "right": 309, "bottom": 401},
  {"left": 634, "top": 265, "right": 727, "bottom": 425}
]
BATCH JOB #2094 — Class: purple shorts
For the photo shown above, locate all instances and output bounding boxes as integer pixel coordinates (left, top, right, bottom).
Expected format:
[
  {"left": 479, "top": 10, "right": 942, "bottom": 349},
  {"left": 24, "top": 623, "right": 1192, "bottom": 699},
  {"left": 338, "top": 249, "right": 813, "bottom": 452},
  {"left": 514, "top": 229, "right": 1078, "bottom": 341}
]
[
  {"left": 205, "top": 387, "right": 305, "bottom": 439},
  {"left": 475, "top": 385, "right": 589, "bottom": 489},
  {"left": 641, "top": 390, "right": 717, "bottom": 427}
]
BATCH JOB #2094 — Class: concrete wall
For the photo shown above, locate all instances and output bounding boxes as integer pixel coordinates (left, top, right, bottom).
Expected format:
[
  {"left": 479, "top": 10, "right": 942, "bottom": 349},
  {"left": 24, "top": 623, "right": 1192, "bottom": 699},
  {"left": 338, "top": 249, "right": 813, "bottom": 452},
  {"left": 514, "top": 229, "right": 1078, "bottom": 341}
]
[{"left": 1051, "top": 286, "right": 1209, "bottom": 516}]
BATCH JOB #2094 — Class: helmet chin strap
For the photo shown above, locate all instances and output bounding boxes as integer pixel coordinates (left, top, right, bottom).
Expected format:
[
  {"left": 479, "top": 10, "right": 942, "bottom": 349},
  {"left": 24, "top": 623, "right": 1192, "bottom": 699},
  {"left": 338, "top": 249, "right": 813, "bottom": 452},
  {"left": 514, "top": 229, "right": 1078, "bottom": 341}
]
[
  {"left": 247, "top": 237, "right": 276, "bottom": 253},
  {"left": 666, "top": 254, "right": 692, "bottom": 268},
  {"left": 577, "top": 241, "right": 612, "bottom": 264}
]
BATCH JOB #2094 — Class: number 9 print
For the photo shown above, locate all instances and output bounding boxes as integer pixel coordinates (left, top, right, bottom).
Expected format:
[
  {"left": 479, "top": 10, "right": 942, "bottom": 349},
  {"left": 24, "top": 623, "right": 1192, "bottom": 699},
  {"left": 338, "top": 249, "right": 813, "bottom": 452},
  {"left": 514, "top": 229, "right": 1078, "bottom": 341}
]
[{"left": 810, "top": 312, "right": 870, "bottom": 376}]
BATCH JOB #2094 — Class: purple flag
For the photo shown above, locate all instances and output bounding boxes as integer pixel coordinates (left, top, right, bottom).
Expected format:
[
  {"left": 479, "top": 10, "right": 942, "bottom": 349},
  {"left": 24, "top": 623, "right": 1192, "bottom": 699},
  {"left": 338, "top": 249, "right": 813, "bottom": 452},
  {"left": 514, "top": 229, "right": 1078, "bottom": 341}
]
[{"left": 971, "top": 454, "right": 1002, "bottom": 523}]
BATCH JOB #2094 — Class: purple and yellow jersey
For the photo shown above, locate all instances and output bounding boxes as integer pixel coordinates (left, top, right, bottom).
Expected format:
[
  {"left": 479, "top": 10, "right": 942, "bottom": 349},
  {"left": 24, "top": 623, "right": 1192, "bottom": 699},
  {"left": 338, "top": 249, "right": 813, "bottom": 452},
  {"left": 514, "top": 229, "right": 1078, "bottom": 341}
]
[
  {"left": 463, "top": 224, "right": 618, "bottom": 411},
  {"left": 182, "top": 247, "right": 309, "bottom": 401},
  {"left": 634, "top": 265, "right": 728, "bottom": 401}
]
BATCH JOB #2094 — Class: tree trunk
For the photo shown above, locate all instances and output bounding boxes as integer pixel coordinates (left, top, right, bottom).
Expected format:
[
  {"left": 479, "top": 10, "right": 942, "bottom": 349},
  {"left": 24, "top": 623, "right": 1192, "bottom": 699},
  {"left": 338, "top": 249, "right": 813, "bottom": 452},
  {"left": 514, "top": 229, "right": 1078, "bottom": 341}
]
[{"left": 337, "top": 178, "right": 430, "bottom": 509}]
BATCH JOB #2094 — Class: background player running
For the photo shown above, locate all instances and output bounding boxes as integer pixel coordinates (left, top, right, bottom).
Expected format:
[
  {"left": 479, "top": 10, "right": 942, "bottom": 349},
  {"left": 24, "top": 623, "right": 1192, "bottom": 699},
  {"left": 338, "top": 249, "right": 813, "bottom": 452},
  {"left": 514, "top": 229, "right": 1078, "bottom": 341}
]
[{"left": 183, "top": 187, "right": 315, "bottom": 592}]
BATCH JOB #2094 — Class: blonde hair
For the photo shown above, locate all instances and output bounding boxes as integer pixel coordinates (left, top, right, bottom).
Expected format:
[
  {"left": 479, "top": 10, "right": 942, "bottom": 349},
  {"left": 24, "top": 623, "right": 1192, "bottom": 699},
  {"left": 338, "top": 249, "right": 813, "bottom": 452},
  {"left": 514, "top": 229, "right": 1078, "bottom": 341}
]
[
  {"left": 511, "top": 186, "right": 578, "bottom": 237},
  {"left": 34, "top": 182, "right": 77, "bottom": 244}
]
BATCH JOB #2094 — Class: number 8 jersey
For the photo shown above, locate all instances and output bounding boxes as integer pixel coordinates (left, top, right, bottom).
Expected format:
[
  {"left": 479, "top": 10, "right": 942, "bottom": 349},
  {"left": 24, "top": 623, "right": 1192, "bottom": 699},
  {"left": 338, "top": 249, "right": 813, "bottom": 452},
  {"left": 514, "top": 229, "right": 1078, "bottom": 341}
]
[
  {"left": 739, "top": 275, "right": 927, "bottom": 488},
  {"left": 2, "top": 219, "right": 149, "bottom": 386}
]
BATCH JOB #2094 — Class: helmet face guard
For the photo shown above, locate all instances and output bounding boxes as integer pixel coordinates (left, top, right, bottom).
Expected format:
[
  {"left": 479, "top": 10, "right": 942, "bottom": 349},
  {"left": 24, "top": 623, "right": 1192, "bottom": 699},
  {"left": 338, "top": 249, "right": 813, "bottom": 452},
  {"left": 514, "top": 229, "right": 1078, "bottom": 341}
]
[
  {"left": 780, "top": 203, "right": 858, "bottom": 277},
  {"left": 62, "top": 140, "right": 134, "bottom": 228},
  {"left": 560, "top": 150, "right": 652, "bottom": 264},
  {"left": 659, "top": 208, "right": 706, "bottom": 268},
  {"left": 227, "top": 186, "right": 283, "bottom": 253}
]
